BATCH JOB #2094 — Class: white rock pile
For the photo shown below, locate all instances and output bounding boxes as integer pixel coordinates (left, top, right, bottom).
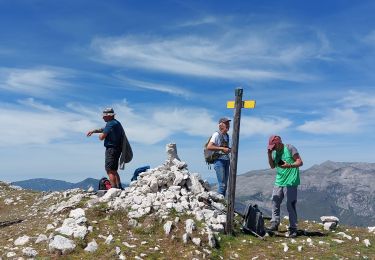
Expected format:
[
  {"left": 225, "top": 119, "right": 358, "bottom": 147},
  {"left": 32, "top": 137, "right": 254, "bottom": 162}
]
[
  {"left": 55, "top": 208, "right": 88, "bottom": 239},
  {"left": 88, "top": 143, "right": 226, "bottom": 246}
]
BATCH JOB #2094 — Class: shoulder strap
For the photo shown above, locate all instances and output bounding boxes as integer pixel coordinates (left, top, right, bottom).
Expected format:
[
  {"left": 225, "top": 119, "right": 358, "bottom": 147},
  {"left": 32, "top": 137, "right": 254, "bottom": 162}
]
[
  {"left": 217, "top": 132, "right": 229, "bottom": 147},
  {"left": 217, "top": 131, "right": 224, "bottom": 144}
]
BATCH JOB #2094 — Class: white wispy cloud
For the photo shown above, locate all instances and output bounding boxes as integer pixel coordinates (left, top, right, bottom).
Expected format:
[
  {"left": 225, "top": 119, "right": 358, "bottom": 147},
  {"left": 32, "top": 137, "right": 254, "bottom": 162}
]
[
  {"left": 115, "top": 76, "right": 193, "bottom": 98},
  {"left": 0, "top": 98, "right": 96, "bottom": 146},
  {"left": 340, "top": 90, "right": 375, "bottom": 108},
  {"left": 177, "top": 16, "right": 218, "bottom": 27},
  {"left": 0, "top": 97, "right": 293, "bottom": 147},
  {"left": 0, "top": 67, "right": 73, "bottom": 97},
  {"left": 297, "top": 108, "right": 361, "bottom": 134},
  {"left": 241, "top": 116, "right": 292, "bottom": 136},
  {"left": 111, "top": 104, "right": 217, "bottom": 144},
  {"left": 0, "top": 99, "right": 215, "bottom": 146},
  {"left": 90, "top": 21, "right": 329, "bottom": 82},
  {"left": 297, "top": 91, "right": 375, "bottom": 134}
]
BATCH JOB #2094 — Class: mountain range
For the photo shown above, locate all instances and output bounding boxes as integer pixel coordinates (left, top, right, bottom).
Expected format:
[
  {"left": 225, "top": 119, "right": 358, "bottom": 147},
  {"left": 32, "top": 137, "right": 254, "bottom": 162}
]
[
  {"left": 11, "top": 178, "right": 101, "bottom": 192},
  {"left": 235, "top": 160, "right": 375, "bottom": 227}
]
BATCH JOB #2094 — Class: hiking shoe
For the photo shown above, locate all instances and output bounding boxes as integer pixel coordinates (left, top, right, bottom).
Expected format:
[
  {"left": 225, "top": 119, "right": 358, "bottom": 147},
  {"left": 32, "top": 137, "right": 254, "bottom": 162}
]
[
  {"left": 267, "top": 223, "right": 279, "bottom": 231},
  {"left": 287, "top": 229, "right": 298, "bottom": 238}
]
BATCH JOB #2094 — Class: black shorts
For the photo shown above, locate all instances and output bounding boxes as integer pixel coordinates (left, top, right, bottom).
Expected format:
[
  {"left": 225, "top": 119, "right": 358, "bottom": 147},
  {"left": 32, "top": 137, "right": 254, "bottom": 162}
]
[{"left": 105, "top": 147, "right": 121, "bottom": 171}]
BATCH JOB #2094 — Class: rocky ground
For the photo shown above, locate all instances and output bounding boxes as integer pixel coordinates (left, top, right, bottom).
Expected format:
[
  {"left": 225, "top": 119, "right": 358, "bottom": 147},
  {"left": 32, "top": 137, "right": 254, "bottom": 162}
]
[{"left": 0, "top": 144, "right": 374, "bottom": 259}]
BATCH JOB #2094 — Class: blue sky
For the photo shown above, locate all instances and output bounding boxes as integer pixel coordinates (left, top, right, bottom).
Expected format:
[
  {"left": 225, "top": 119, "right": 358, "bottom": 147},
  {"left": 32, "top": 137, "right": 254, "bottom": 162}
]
[{"left": 0, "top": 0, "right": 374, "bottom": 183}]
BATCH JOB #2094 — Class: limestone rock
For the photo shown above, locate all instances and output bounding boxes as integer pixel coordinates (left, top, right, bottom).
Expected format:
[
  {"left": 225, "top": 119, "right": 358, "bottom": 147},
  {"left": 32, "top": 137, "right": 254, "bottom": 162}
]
[
  {"left": 105, "top": 234, "right": 113, "bottom": 244},
  {"left": 128, "top": 219, "right": 138, "bottom": 228},
  {"left": 69, "top": 208, "right": 85, "bottom": 219},
  {"left": 320, "top": 216, "right": 339, "bottom": 223},
  {"left": 321, "top": 216, "right": 339, "bottom": 230},
  {"left": 192, "top": 237, "right": 201, "bottom": 246},
  {"left": 49, "top": 235, "right": 76, "bottom": 254},
  {"left": 14, "top": 235, "right": 30, "bottom": 246},
  {"left": 22, "top": 247, "right": 37, "bottom": 257},
  {"left": 163, "top": 221, "right": 173, "bottom": 235},
  {"left": 35, "top": 234, "right": 48, "bottom": 244},
  {"left": 336, "top": 232, "right": 352, "bottom": 240},
  {"left": 281, "top": 242, "right": 289, "bottom": 252},
  {"left": 100, "top": 188, "right": 122, "bottom": 202},
  {"left": 50, "top": 193, "right": 85, "bottom": 213},
  {"left": 84, "top": 240, "right": 98, "bottom": 252},
  {"left": 185, "top": 219, "right": 196, "bottom": 234},
  {"left": 324, "top": 222, "right": 337, "bottom": 231},
  {"left": 182, "top": 233, "right": 190, "bottom": 244},
  {"left": 6, "top": 252, "right": 16, "bottom": 258},
  {"left": 55, "top": 217, "right": 88, "bottom": 239}
]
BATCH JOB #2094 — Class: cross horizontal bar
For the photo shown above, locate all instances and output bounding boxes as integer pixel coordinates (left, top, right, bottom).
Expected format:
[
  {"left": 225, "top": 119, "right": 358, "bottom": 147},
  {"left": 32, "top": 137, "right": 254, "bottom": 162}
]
[{"left": 226, "top": 100, "right": 256, "bottom": 109}]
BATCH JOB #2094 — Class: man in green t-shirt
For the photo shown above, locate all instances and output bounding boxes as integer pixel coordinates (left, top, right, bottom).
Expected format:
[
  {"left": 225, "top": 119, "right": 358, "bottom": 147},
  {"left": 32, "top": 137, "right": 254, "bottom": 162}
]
[{"left": 267, "top": 135, "right": 303, "bottom": 238}]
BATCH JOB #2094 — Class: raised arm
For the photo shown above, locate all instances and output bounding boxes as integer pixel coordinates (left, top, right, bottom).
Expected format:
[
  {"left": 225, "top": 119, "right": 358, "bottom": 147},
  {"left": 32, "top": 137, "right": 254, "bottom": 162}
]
[
  {"left": 268, "top": 150, "right": 275, "bottom": 169},
  {"left": 86, "top": 128, "right": 104, "bottom": 137}
]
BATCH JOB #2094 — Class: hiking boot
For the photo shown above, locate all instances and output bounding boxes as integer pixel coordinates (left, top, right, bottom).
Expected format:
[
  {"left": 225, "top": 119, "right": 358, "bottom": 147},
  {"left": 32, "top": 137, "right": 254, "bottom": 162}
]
[
  {"left": 267, "top": 222, "right": 279, "bottom": 231},
  {"left": 287, "top": 229, "right": 298, "bottom": 238}
]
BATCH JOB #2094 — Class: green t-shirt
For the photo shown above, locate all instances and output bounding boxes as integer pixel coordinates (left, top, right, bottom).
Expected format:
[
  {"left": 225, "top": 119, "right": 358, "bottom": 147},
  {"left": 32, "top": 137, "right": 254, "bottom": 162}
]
[{"left": 273, "top": 144, "right": 300, "bottom": 187}]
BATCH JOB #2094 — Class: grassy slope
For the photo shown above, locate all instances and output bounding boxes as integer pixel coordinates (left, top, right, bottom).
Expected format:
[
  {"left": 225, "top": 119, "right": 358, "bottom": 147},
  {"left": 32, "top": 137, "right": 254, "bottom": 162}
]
[{"left": 0, "top": 183, "right": 374, "bottom": 259}]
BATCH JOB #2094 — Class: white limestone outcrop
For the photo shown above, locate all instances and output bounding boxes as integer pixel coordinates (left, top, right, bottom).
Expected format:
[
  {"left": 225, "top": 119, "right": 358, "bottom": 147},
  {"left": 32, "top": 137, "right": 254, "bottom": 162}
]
[
  {"left": 48, "top": 235, "right": 76, "bottom": 254},
  {"left": 85, "top": 143, "right": 226, "bottom": 248}
]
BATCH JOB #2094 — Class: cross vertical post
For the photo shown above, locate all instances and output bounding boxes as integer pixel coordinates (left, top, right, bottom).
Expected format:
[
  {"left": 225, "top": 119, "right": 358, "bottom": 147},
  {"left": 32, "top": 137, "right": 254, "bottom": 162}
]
[{"left": 225, "top": 88, "right": 243, "bottom": 235}]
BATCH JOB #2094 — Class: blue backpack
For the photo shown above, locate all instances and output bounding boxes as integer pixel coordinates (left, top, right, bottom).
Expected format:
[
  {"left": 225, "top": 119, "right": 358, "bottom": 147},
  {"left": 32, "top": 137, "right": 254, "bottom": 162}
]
[{"left": 131, "top": 166, "right": 150, "bottom": 181}]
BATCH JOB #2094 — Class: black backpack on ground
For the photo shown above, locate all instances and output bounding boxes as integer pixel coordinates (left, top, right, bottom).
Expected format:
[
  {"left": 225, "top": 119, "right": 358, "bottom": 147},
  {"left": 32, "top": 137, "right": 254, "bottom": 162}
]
[
  {"left": 200, "top": 199, "right": 267, "bottom": 238},
  {"left": 241, "top": 204, "right": 266, "bottom": 237}
]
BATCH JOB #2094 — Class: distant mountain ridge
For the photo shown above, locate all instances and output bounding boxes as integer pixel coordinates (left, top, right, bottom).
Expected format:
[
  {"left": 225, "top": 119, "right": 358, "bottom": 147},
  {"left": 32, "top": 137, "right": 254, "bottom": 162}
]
[
  {"left": 12, "top": 176, "right": 217, "bottom": 192},
  {"left": 11, "top": 178, "right": 100, "bottom": 191},
  {"left": 235, "top": 160, "right": 375, "bottom": 227}
]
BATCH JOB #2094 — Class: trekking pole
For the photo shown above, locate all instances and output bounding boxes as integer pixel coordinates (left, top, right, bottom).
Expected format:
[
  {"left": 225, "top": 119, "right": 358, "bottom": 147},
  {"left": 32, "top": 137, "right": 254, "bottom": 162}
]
[{"left": 0, "top": 219, "right": 23, "bottom": 228}]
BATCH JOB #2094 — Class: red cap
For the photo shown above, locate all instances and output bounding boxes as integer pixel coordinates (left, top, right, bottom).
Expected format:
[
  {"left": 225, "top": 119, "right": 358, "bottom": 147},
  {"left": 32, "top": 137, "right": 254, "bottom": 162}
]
[{"left": 268, "top": 135, "right": 282, "bottom": 151}]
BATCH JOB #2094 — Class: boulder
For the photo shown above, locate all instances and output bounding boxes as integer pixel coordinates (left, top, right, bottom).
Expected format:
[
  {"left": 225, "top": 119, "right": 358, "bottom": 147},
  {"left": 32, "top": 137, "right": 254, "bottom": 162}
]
[
  {"left": 14, "top": 235, "right": 30, "bottom": 246},
  {"left": 35, "top": 234, "right": 48, "bottom": 244},
  {"left": 185, "top": 219, "right": 196, "bottom": 234},
  {"left": 22, "top": 247, "right": 37, "bottom": 257},
  {"left": 320, "top": 216, "right": 339, "bottom": 223},
  {"left": 49, "top": 235, "right": 76, "bottom": 254},
  {"left": 163, "top": 221, "right": 173, "bottom": 235},
  {"left": 84, "top": 239, "right": 98, "bottom": 252}
]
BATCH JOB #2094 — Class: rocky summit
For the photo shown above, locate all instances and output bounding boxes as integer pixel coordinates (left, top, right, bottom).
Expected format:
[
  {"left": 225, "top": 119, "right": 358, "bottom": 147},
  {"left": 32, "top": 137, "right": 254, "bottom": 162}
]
[{"left": 0, "top": 144, "right": 374, "bottom": 259}]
